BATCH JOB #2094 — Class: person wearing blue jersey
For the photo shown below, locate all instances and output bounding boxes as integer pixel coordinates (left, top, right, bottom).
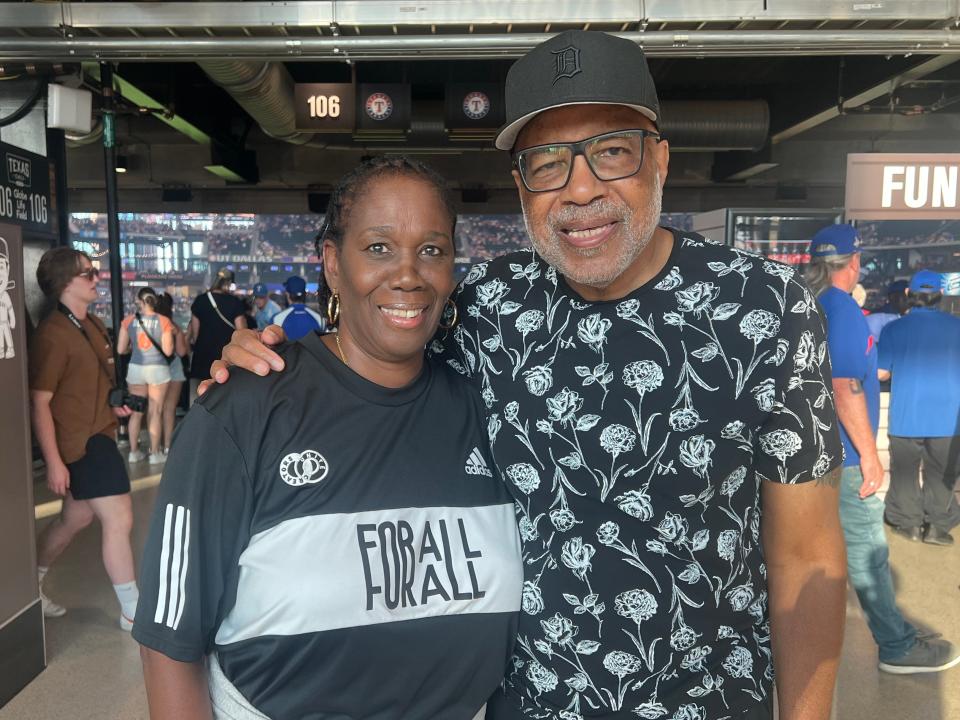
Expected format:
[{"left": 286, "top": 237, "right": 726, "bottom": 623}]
[
  {"left": 878, "top": 270, "right": 960, "bottom": 546},
  {"left": 251, "top": 283, "right": 281, "bottom": 330},
  {"left": 273, "top": 275, "right": 325, "bottom": 340},
  {"left": 806, "top": 224, "right": 959, "bottom": 675}
]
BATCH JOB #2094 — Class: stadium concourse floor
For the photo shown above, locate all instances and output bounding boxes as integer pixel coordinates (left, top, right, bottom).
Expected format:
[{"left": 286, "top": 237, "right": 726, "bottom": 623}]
[{"left": 4, "top": 451, "right": 960, "bottom": 720}]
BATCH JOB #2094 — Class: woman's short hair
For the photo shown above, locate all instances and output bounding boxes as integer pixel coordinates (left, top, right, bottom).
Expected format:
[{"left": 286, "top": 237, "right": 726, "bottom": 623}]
[
  {"left": 36, "top": 247, "right": 91, "bottom": 299},
  {"left": 314, "top": 156, "right": 457, "bottom": 313}
]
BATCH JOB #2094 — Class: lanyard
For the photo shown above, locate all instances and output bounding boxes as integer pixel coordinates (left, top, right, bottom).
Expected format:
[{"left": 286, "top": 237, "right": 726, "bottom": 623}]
[{"left": 57, "top": 303, "right": 119, "bottom": 388}]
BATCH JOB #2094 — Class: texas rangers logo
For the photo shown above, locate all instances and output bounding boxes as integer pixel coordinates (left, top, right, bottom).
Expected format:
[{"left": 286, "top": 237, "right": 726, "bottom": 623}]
[
  {"left": 365, "top": 92, "right": 394, "bottom": 120},
  {"left": 280, "top": 450, "right": 329, "bottom": 487},
  {"left": 462, "top": 91, "right": 491, "bottom": 120},
  {"left": 551, "top": 45, "right": 582, "bottom": 84}
]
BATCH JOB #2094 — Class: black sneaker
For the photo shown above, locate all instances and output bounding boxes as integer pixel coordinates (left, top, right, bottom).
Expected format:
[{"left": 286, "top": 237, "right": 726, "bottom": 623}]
[
  {"left": 879, "top": 638, "right": 960, "bottom": 675},
  {"left": 923, "top": 526, "right": 954, "bottom": 546},
  {"left": 888, "top": 524, "right": 923, "bottom": 542}
]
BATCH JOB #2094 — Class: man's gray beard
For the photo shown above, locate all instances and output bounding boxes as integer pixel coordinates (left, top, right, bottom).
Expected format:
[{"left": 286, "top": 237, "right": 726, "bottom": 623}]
[{"left": 523, "top": 170, "right": 663, "bottom": 289}]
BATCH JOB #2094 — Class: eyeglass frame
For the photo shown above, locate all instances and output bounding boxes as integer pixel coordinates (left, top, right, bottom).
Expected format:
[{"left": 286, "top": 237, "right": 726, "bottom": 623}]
[
  {"left": 512, "top": 128, "right": 664, "bottom": 193},
  {"left": 76, "top": 267, "right": 100, "bottom": 281}
]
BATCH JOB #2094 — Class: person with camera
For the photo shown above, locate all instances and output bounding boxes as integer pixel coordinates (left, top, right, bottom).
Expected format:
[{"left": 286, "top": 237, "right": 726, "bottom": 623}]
[
  {"left": 117, "top": 287, "right": 175, "bottom": 466},
  {"left": 29, "top": 247, "right": 140, "bottom": 630}
]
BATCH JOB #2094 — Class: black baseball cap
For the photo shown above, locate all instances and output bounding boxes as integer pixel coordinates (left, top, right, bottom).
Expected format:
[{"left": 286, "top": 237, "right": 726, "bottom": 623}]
[{"left": 495, "top": 30, "right": 660, "bottom": 151}]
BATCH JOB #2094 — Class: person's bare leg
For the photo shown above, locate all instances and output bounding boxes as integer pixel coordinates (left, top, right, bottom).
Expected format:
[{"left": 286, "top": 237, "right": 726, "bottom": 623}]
[
  {"left": 127, "top": 382, "right": 147, "bottom": 454},
  {"left": 37, "top": 495, "right": 95, "bottom": 568},
  {"left": 162, "top": 380, "right": 183, "bottom": 451},
  {"left": 147, "top": 383, "right": 168, "bottom": 455},
  {"left": 87, "top": 493, "right": 135, "bottom": 584}
]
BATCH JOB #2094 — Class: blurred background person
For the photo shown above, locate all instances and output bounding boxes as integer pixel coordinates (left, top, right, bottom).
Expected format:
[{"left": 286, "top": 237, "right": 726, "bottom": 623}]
[
  {"left": 118, "top": 287, "right": 174, "bottom": 465},
  {"left": 187, "top": 269, "right": 246, "bottom": 402},
  {"left": 878, "top": 270, "right": 960, "bottom": 546},
  {"left": 29, "top": 247, "right": 139, "bottom": 630},
  {"left": 867, "top": 279, "right": 909, "bottom": 341},
  {"left": 807, "top": 226, "right": 958, "bottom": 674},
  {"left": 252, "top": 282, "right": 281, "bottom": 330},
  {"left": 156, "top": 291, "right": 189, "bottom": 456},
  {"left": 273, "top": 275, "right": 324, "bottom": 340}
]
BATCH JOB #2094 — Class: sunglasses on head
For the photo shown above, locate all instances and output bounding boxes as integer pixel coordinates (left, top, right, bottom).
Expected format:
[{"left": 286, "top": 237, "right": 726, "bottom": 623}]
[{"left": 76, "top": 267, "right": 100, "bottom": 281}]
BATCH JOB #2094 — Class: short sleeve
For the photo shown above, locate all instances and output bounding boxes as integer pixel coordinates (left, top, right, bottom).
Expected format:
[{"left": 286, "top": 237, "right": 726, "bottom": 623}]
[
  {"left": 132, "top": 404, "right": 253, "bottom": 661},
  {"left": 824, "top": 296, "right": 869, "bottom": 380},
  {"left": 876, "top": 322, "right": 896, "bottom": 371},
  {"left": 29, "top": 328, "right": 67, "bottom": 394},
  {"left": 752, "top": 277, "right": 843, "bottom": 485},
  {"left": 158, "top": 315, "right": 173, "bottom": 334}
]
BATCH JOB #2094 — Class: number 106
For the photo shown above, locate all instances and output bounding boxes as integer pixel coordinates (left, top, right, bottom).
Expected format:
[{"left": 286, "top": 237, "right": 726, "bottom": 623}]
[{"left": 306, "top": 95, "right": 341, "bottom": 118}]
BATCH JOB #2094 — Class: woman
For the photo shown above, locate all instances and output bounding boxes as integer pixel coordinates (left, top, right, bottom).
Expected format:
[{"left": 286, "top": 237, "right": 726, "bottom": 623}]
[
  {"left": 187, "top": 268, "right": 247, "bottom": 402},
  {"left": 29, "top": 247, "right": 140, "bottom": 630},
  {"left": 118, "top": 287, "right": 175, "bottom": 465},
  {"left": 133, "top": 158, "right": 522, "bottom": 720},
  {"left": 156, "top": 291, "right": 189, "bottom": 454}
]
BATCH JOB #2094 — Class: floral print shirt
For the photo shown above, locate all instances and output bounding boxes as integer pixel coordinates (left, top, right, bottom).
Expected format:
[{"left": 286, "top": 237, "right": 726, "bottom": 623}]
[{"left": 433, "top": 229, "right": 842, "bottom": 720}]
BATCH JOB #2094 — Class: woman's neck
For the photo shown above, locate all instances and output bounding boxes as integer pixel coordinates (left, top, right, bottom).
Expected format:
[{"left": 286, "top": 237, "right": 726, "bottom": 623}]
[{"left": 320, "top": 333, "right": 424, "bottom": 389}]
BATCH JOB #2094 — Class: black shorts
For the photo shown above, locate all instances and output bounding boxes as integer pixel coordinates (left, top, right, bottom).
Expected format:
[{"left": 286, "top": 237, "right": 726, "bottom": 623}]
[{"left": 67, "top": 433, "right": 130, "bottom": 500}]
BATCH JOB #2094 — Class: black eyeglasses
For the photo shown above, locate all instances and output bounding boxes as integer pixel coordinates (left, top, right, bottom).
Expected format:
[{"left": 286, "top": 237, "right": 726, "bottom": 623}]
[
  {"left": 76, "top": 267, "right": 100, "bottom": 280},
  {"left": 513, "top": 129, "right": 663, "bottom": 193}
]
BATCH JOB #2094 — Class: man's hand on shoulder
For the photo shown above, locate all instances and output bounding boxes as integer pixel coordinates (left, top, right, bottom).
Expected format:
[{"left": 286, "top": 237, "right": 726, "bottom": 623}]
[{"left": 198, "top": 325, "right": 288, "bottom": 397}]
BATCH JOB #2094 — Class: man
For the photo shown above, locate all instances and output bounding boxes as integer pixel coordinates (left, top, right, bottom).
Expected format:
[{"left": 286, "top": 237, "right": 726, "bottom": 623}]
[
  {"left": 213, "top": 31, "right": 849, "bottom": 719},
  {"left": 865, "top": 279, "right": 908, "bottom": 341},
  {"left": 29, "top": 247, "right": 140, "bottom": 629},
  {"left": 251, "top": 282, "right": 281, "bottom": 330},
  {"left": 878, "top": 269, "right": 960, "bottom": 546},
  {"left": 806, "top": 226, "right": 959, "bottom": 674},
  {"left": 273, "top": 275, "right": 325, "bottom": 340}
]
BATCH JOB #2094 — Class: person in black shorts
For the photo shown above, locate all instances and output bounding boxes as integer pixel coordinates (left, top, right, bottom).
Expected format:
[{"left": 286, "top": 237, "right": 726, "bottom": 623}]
[
  {"left": 29, "top": 247, "right": 140, "bottom": 630},
  {"left": 134, "top": 158, "right": 522, "bottom": 719}
]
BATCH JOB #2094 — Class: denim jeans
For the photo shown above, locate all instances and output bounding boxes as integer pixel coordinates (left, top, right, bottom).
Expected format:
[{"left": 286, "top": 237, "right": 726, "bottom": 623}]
[{"left": 838, "top": 466, "right": 916, "bottom": 662}]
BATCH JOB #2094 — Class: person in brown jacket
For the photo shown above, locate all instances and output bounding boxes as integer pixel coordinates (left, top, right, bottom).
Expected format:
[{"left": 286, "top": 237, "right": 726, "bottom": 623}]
[{"left": 29, "top": 247, "right": 139, "bottom": 630}]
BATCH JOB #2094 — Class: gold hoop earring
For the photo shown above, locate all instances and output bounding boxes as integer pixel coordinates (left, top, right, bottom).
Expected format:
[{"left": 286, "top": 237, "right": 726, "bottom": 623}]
[
  {"left": 438, "top": 298, "right": 458, "bottom": 330},
  {"left": 327, "top": 292, "right": 340, "bottom": 326}
]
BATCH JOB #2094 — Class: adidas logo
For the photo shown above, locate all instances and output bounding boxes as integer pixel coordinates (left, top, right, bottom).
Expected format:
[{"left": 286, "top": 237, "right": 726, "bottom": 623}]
[{"left": 465, "top": 447, "right": 493, "bottom": 477}]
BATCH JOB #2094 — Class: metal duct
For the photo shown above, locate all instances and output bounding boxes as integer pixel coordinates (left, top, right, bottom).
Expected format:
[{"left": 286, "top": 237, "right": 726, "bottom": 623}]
[
  {"left": 660, "top": 100, "right": 769, "bottom": 151},
  {"left": 198, "top": 60, "right": 313, "bottom": 146}
]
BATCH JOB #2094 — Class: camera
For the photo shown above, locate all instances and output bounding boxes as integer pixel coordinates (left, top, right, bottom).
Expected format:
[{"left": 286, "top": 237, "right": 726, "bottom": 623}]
[{"left": 109, "top": 387, "right": 148, "bottom": 413}]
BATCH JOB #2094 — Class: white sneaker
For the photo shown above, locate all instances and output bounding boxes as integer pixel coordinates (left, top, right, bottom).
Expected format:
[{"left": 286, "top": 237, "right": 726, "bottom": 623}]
[
  {"left": 120, "top": 614, "right": 134, "bottom": 632},
  {"left": 128, "top": 450, "right": 146, "bottom": 463},
  {"left": 148, "top": 452, "right": 166, "bottom": 465},
  {"left": 40, "top": 590, "right": 67, "bottom": 618}
]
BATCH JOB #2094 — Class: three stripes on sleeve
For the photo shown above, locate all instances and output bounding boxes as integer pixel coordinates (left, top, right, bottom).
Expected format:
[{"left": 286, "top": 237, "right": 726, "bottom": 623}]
[{"left": 154, "top": 503, "right": 191, "bottom": 630}]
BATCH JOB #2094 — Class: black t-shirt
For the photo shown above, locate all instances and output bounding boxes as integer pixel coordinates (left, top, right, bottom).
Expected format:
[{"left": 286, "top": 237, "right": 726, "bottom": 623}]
[
  {"left": 189, "top": 291, "right": 246, "bottom": 380},
  {"left": 434, "top": 229, "right": 843, "bottom": 719},
  {"left": 134, "top": 333, "right": 523, "bottom": 720}
]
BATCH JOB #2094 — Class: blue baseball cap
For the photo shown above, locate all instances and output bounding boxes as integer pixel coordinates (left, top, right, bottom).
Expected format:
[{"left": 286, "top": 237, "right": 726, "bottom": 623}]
[
  {"left": 252, "top": 283, "right": 269, "bottom": 297},
  {"left": 809, "top": 224, "right": 862, "bottom": 257},
  {"left": 909, "top": 269, "right": 942, "bottom": 294},
  {"left": 284, "top": 275, "right": 307, "bottom": 295}
]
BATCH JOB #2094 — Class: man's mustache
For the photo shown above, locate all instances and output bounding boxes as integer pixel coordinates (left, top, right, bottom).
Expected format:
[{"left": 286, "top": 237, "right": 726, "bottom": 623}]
[{"left": 548, "top": 200, "right": 631, "bottom": 230}]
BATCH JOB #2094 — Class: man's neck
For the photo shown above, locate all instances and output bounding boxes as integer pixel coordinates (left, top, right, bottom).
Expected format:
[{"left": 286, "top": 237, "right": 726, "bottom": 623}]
[
  {"left": 565, "top": 226, "right": 674, "bottom": 303},
  {"left": 59, "top": 294, "right": 89, "bottom": 319}
]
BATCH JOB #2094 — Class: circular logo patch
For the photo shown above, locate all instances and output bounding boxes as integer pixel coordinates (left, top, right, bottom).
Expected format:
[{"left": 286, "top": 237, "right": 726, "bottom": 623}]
[
  {"left": 365, "top": 92, "right": 394, "bottom": 120},
  {"left": 279, "top": 450, "right": 329, "bottom": 487},
  {"left": 463, "top": 92, "right": 491, "bottom": 120}
]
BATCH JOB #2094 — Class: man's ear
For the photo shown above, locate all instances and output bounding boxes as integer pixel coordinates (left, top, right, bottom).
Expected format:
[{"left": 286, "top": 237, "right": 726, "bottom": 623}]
[{"left": 322, "top": 240, "right": 340, "bottom": 292}]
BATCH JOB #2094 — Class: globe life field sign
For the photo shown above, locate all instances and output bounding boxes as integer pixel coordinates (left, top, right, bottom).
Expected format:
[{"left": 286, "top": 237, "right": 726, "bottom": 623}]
[{"left": 846, "top": 153, "right": 960, "bottom": 220}]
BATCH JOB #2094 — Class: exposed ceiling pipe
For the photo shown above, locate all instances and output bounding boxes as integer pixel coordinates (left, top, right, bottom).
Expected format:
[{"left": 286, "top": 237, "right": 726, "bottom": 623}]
[
  {"left": 1, "top": 31, "right": 958, "bottom": 62},
  {"left": 660, "top": 101, "right": 769, "bottom": 152},
  {"left": 65, "top": 117, "right": 103, "bottom": 147},
  {"left": 197, "top": 60, "right": 313, "bottom": 146}
]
